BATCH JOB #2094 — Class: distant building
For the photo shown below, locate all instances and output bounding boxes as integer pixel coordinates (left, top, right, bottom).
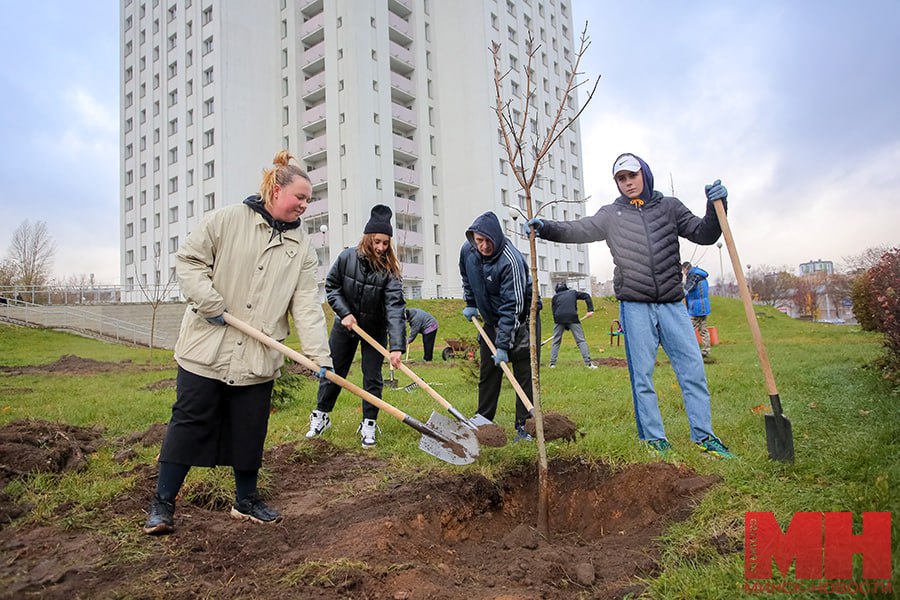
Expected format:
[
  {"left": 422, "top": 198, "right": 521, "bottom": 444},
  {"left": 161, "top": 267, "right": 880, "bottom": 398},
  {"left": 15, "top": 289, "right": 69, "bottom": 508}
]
[{"left": 799, "top": 259, "right": 833, "bottom": 276}]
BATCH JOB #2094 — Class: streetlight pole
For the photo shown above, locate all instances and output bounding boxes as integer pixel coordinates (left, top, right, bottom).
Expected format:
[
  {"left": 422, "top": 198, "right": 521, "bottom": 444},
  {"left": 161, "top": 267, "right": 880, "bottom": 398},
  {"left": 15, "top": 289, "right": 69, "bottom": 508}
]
[{"left": 716, "top": 241, "right": 723, "bottom": 296}]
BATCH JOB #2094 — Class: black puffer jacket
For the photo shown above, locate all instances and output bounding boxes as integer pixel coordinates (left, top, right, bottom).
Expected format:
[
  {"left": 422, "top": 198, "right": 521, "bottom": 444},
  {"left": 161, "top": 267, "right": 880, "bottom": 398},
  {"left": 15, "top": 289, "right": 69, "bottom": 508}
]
[
  {"left": 539, "top": 193, "right": 724, "bottom": 303},
  {"left": 325, "top": 247, "right": 406, "bottom": 352}
]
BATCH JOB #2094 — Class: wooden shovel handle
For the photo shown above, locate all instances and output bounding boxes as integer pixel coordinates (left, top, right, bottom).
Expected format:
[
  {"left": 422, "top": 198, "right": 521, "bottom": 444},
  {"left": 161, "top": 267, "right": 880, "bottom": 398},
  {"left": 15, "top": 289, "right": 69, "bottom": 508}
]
[
  {"left": 221, "top": 313, "right": 408, "bottom": 422},
  {"left": 540, "top": 312, "right": 592, "bottom": 346},
  {"left": 470, "top": 318, "right": 535, "bottom": 412},
  {"left": 350, "top": 323, "right": 455, "bottom": 413},
  {"left": 713, "top": 200, "right": 779, "bottom": 396}
]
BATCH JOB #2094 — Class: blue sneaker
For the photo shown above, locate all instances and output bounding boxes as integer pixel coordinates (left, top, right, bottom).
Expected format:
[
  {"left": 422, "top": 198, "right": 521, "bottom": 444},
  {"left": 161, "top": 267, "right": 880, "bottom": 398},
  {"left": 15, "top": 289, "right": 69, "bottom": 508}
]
[
  {"left": 696, "top": 436, "right": 736, "bottom": 459},
  {"left": 513, "top": 424, "right": 534, "bottom": 443},
  {"left": 647, "top": 439, "right": 673, "bottom": 458}
]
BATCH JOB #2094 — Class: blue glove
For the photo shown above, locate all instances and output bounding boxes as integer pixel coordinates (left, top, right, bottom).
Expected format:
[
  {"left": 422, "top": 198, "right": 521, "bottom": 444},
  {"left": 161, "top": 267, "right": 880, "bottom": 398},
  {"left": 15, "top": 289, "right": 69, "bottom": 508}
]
[
  {"left": 316, "top": 366, "right": 333, "bottom": 380},
  {"left": 206, "top": 314, "right": 225, "bottom": 326},
  {"left": 493, "top": 348, "right": 509, "bottom": 366},
  {"left": 462, "top": 306, "right": 479, "bottom": 322},
  {"left": 526, "top": 218, "right": 544, "bottom": 235},
  {"left": 705, "top": 179, "right": 728, "bottom": 202}
]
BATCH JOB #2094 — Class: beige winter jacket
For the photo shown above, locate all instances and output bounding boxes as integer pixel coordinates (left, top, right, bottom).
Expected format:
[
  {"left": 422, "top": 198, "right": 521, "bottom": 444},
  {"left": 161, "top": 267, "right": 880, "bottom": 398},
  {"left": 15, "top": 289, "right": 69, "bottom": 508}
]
[{"left": 173, "top": 202, "right": 333, "bottom": 385}]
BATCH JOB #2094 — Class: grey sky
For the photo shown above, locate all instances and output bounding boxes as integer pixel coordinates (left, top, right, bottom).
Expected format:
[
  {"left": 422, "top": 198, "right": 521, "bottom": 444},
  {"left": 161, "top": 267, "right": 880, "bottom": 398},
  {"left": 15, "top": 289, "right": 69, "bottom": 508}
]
[{"left": 0, "top": 1, "right": 896, "bottom": 284}]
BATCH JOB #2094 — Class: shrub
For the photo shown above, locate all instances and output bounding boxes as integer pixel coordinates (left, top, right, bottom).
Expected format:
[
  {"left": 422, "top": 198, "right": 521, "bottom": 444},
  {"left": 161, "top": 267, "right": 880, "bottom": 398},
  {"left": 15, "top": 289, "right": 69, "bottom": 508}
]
[
  {"left": 860, "top": 247, "right": 900, "bottom": 382},
  {"left": 850, "top": 273, "right": 878, "bottom": 331}
]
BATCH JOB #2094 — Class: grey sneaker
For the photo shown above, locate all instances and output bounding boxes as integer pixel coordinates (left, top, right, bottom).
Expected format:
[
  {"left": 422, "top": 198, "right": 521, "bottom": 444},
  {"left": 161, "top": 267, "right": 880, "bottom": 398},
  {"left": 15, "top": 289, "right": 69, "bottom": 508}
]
[
  {"left": 358, "top": 418, "right": 379, "bottom": 448},
  {"left": 230, "top": 494, "right": 282, "bottom": 524},
  {"left": 306, "top": 410, "right": 331, "bottom": 438},
  {"left": 586, "top": 363, "right": 598, "bottom": 369}
]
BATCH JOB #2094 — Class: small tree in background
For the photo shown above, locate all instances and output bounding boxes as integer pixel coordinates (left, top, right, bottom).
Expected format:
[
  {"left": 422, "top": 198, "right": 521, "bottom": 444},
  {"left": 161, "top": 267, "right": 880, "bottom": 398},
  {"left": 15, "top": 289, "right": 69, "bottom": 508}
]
[
  {"left": 5, "top": 220, "right": 56, "bottom": 289},
  {"left": 491, "top": 24, "right": 599, "bottom": 536},
  {"left": 135, "top": 245, "right": 178, "bottom": 353}
]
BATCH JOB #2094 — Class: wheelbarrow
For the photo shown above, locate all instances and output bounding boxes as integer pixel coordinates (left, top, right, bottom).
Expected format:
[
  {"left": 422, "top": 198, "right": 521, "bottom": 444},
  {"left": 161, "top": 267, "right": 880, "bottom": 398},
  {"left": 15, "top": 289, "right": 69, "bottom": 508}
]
[
  {"left": 441, "top": 338, "right": 479, "bottom": 361},
  {"left": 221, "top": 313, "right": 479, "bottom": 465}
]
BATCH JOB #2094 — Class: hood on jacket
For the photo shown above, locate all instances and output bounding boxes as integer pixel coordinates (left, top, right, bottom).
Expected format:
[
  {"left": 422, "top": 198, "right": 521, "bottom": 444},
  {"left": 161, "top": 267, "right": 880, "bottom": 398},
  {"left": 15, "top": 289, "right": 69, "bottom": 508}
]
[
  {"left": 555, "top": 282, "right": 568, "bottom": 293},
  {"left": 612, "top": 153, "right": 655, "bottom": 203},
  {"left": 465, "top": 211, "right": 505, "bottom": 260},
  {"left": 243, "top": 195, "right": 301, "bottom": 241}
]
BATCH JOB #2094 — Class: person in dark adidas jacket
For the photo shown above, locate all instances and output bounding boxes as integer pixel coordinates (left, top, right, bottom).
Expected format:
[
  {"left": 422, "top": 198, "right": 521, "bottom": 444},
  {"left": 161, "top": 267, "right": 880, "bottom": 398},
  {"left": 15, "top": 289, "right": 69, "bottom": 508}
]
[
  {"left": 459, "top": 211, "right": 538, "bottom": 442},
  {"left": 528, "top": 153, "right": 735, "bottom": 459}
]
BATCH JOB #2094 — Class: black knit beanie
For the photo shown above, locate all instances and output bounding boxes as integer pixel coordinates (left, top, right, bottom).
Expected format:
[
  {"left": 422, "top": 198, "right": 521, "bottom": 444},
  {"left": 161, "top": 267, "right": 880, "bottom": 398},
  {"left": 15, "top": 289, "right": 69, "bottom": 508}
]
[{"left": 364, "top": 204, "right": 393, "bottom": 236}]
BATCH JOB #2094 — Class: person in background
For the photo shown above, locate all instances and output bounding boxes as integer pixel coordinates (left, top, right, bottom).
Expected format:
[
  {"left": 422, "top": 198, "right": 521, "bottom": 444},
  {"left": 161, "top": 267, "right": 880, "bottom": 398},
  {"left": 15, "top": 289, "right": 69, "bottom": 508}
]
[
  {"left": 459, "top": 211, "right": 538, "bottom": 443},
  {"left": 143, "top": 150, "right": 334, "bottom": 536},
  {"left": 405, "top": 307, "right": 439, "bottom": 361},
  {"left": 527, "top": 153, "right": 734, "bottom": 459},
  {"left": 548, "top": 282, "right": 596, "bottom": 369},
  {"left": 682, "top": 261, "right": 712, "bottom": 358},
  {"left": 306, "top": 204, "right": 406, "bottom": 449}
]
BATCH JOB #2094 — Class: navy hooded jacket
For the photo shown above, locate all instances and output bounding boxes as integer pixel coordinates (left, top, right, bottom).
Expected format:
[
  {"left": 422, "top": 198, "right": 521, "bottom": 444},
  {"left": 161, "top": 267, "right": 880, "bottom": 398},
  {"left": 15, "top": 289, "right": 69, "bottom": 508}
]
[
  {"left": 459, "top": 211, "right": 532, "bottom": 352},
  {"left": 538, "top": 154, "right": 725, "bottom": 303},
  {"left": 551, "top": 282, "right": 594, "bottom": 324}
]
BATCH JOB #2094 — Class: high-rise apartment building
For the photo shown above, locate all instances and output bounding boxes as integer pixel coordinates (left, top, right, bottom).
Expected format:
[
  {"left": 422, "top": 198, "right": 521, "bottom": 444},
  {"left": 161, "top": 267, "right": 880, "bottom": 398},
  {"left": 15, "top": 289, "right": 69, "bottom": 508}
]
[{"left": 120, "top": 0, "right": 590, "bottom": 301}]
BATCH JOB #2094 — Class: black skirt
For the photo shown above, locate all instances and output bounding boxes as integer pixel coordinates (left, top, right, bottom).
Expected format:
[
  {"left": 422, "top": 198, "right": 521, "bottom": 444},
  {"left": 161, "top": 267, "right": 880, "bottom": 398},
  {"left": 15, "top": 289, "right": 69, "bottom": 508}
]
[{"left": 159, "top": 366, "right": 274, "bottom": 470}]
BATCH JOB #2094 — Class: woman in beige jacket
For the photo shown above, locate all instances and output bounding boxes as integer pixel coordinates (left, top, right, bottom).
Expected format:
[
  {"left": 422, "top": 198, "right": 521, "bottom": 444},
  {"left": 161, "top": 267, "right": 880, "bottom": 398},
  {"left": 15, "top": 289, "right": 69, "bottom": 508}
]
[{"left": 143, "top": 151, "right": 333, "bottom": 535}]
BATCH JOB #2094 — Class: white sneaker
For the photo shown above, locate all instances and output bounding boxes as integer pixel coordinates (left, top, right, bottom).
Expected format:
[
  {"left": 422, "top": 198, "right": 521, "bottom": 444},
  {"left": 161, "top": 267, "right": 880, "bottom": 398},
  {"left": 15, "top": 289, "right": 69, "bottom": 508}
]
[
  {"left": 586, "top": 363, "right": 598, "bottom": 369},
  {"left": 305, "top": 410, "right": 331, "bottom": 438},
  {"left": 357, "top": 418, "right": 379, "bottom": 448},
  {"left": 548, "top": 364, "right": 556, "bottom": 369}
]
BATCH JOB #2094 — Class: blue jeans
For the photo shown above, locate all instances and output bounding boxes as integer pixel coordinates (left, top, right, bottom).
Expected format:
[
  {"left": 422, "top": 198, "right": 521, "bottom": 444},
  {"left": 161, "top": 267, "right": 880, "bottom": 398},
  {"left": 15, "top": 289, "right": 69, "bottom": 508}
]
[{"left": 619, "top": 301, "right": 715, "bottom": 443}]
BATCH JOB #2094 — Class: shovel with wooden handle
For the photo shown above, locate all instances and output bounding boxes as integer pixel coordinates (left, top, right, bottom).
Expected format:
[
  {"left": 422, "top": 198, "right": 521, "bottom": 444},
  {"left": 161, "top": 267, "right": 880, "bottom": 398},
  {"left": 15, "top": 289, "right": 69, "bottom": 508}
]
[
  {"left": 350, "top": 324, "right": 489, "bottom": 429},
  {"left": 470, "top": 318, "right": 535, "bottom": 413},
  {"left": 221, "top": 313, "right": 479, "bottom": 465},
  {"left": 713, "top": 199, "right": 795, "bottom": 462},
  {"left": 540, "top": 312, "right": 593, "bottom": 347}
]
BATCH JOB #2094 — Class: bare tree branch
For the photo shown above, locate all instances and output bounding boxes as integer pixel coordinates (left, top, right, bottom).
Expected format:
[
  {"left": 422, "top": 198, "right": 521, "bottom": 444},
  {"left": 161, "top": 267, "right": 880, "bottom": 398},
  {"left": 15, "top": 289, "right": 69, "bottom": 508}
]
[{"left": 5, "top": 220, "right": 56, "bottom": 286}]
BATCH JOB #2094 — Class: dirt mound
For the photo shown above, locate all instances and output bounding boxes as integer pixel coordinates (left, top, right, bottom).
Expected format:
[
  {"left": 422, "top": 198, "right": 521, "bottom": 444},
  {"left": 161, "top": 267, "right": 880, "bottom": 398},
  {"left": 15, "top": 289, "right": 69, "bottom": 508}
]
[
  {"left": 474, "top": 423, "right": 508, "bottom": 447},
  {"left": 0, "top": 440, "right": 720, "bottom": 599},
  {"left": 592, "top": 357, "right": 628, "bottom": 368},
  {"left": 0, "top": 419, "right": 105, "bottom": 525},
  {"left": 524, "top": 411, "right": 579, "bottom": 442},
  {"left": 0, "top": 355, "right": 161, "bottom": 376}
]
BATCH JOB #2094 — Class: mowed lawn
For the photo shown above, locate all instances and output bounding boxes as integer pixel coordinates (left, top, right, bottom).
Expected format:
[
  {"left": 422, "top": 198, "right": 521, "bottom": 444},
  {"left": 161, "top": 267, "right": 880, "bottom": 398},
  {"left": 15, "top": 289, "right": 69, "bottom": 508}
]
[{"left": 0, "top": 295, "right": 897, "bottom": 598}]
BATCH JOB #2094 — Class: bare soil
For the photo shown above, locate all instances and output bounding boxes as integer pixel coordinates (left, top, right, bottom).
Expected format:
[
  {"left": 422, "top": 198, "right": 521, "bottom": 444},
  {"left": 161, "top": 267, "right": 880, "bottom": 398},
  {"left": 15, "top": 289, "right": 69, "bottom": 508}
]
[
  {"left": 0, "top": 355, "right": 167, "bottom": 376},
  {"left": 590, "top": 358, "right": 628, "bottom": 369},
  {"left": 0, "top": 419, "right": 722, "bottom": 599}
]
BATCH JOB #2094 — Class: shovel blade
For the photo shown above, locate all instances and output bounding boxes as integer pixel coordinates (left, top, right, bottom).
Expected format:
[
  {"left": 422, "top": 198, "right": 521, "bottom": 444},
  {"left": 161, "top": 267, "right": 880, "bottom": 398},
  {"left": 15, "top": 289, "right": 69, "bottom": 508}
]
[
  {"left": 764, "top": 412, "right": 794, "bottom": 463},
  {"left": 468, "top": 413, "right": 494, "bottom": 428},
  {"left": 418, "top": 411, "right": 480, "bottom": 465}
]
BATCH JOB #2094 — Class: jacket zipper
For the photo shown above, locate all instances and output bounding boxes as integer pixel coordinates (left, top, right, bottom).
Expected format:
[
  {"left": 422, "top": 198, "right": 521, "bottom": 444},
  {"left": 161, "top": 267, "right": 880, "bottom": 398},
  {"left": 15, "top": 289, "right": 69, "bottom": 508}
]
[{"left": 637, "top": 205, "right": 661, "bottom": 299}]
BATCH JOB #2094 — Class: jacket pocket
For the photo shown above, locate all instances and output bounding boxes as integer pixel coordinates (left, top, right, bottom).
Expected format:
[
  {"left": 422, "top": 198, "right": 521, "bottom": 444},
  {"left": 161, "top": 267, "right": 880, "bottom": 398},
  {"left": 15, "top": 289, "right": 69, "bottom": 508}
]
[
  {"left": 174, "top": 313, "right": 228, "bottom": 366},
  {"left": 245, "top": 322, "right": 284, "bottom": 377}
]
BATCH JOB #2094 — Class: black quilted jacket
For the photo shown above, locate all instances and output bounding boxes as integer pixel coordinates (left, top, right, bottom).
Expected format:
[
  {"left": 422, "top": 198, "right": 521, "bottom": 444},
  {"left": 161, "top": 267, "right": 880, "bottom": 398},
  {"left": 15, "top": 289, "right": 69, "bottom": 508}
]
[
  {"left": 325, "top": 248, "right": 406, "bottom": 352},
  {"left": 539, "top": 191, "right": 725, "bottom": 303}
]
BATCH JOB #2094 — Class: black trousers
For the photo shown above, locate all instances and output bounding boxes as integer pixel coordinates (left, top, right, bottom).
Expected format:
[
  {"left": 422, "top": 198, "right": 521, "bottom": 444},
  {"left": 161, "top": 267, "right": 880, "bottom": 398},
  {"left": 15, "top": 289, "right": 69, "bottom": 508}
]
[
  {"left": 476, "top": 320, "right": 540, "bottom": 426},
  {"left": 421, "top": 328, "right": 438, "bottom": 361},
  {"left": 159, "top": 366, "right": 274, "bottom": 470},
  {"left": 316, "top": 322, "right": 386, "bottom": 420}
]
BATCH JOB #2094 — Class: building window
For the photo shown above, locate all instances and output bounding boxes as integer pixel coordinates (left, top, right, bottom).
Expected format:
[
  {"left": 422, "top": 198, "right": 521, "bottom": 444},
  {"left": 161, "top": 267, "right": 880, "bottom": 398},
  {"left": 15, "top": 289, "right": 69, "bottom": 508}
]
[
  {"left": 282, "top": 106, "right": 289, "bottom": 125},
  {"left": 202, "top": 36, "right": 213, "bottom": 55},
  {"left": 168, "top": 147, "right": 177, "bottom": 164},
  {"left": 125, "top": 170, "right": 134, "bottom": 185},
  {"left": 125, "top": 196, "right": 133, "bottom": 211},
  {"left": 187, "top": 169, "right": 194, "bottom": 187},
  {"left": 125, "top": 143, "right": 133, "bottom": 159},
  {"left": 201, "top": 5, "right": 212, "bottom": 25},
  {"left": 125, "top": 117, "right": 133, "bottom": 133},
  {"left": 203, "top": 66, "right": 213, "bottom": 86},
  {"left": 203, "top": 129, "right": 214, "bottom": 148},
  {"left": 140, "top": 246, "right": 147, "bottom": 261},
  {"left": 204, "top": 193, "right": 215, "bottom": 211},
  {"left": 168, "top": 236, "right": 179, "bottom": 253},
  {"left": 168, "top": 89, "right": 178, "bottom": 107},
  {"left": 126, "top": 250, "right": 134, "bottom": 265},
  {"left": 124, "top": 66, "right": 133, "bottom": 82},
  {"left": 187, "top": 200, "right": 194, "bottom": 217},
  {"left": 168, "top": 118, "right": 178, "bottom": 135},
  {"left": 168, "top": 177, "right": 178, "bottom": 193},
  {"left": 204, "top": 161, "right": 215, "bottom": 179},
  {"left": 125, "top": 223, "right": 134, "bottom": 238},
  {"left": 167, "top": 33, "right": 177, "bottom": 51},
  {"left": 168, "top": 206, "right": 179, "bottom": 222},
  {"left": 203, "top": 97, "right": 214, "bottom": 116},
  {"left": 140, "top": 217, "right": 147, "bottom": 232},
  {"left": 154, "top": 212, "right": 161, "bottom": 228}
]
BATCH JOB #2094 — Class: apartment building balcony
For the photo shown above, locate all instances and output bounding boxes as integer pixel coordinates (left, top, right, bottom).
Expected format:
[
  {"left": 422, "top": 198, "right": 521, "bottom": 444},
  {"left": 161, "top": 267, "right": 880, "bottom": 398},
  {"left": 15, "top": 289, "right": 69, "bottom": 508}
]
[
  {"left": 393, "top": 165, "right": 419, "bottom": 190},
  {"left": 302, "top": 40, "right": 325, "bottom": 73},
  {"left": 392, "top": 134, "right": 417, "bottom": 160},
  {"left": 396, "top": 229, "right": 424, "bottom": 247},
  {"left": 388, "top": 12, "right": 413, "bottom": 43},
  {"left": 401, "top": 262, "right": 424, "bottom": 280},
  {"left": 301, "top": 12, "right": 324, "bottom": 44},
  {"left": 390, "top": 72, "right": 415, "bottom": 102},
  {"left": 300, "top": 0, "right": 323, "bottom": 19},
  {"left": 302, "top": 132, "right": 327, "bottom": 162},
  {"left": 304, "top": 195, "right": 328, "bottom": 218},
  {"left": 388, "top": 0, "right": 412, "bottom": 18},
  {"left": 302, "top": 71, "right": 326, "bottom": 102},
  {"left": 389, "top": 41, "right": 414, "bottom": 74},
  {"left": 308, "top": 165, "right": 327, "bottom": 191},
  {"left": 394, "top": 195, "right": 422, "bottom": 217},
  {"left": 391, "top": 102, "right": 416, "bottom": 132},
  {"left": 303, "top": 103, "right": 327, "bottom": 133}
]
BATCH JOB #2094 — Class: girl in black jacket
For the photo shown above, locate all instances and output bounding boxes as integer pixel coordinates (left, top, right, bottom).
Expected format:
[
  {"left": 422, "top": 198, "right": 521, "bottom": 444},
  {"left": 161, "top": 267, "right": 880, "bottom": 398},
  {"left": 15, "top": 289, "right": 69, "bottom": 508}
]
[{"left": 306, "top": 205, "right": 406, "bottom": 448}]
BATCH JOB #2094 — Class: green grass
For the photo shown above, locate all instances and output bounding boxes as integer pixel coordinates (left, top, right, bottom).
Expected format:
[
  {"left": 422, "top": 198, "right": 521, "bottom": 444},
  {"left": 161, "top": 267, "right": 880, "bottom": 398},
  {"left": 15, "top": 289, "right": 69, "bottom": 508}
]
[{"left": 1, "top": 296, "right": 898, "bottom": 598}]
